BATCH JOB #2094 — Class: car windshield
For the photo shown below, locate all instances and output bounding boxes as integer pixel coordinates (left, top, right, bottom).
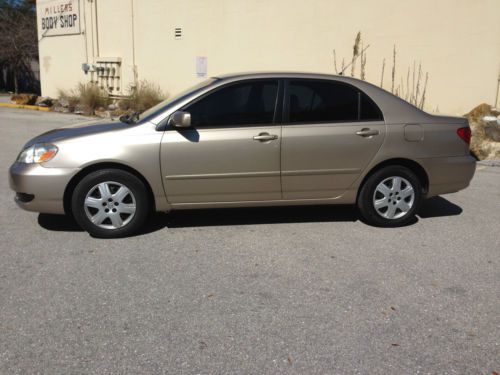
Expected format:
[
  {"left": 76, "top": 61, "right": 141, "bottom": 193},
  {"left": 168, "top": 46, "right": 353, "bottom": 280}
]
[{"left": 134, "top": 78, "right": 218, "bottom": 123}]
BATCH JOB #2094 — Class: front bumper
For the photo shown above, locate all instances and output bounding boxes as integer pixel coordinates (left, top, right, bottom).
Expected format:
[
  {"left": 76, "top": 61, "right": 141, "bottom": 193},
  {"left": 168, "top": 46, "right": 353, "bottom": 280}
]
[{"left": 9, "top": 163, "right": 79, "bottom": 214}]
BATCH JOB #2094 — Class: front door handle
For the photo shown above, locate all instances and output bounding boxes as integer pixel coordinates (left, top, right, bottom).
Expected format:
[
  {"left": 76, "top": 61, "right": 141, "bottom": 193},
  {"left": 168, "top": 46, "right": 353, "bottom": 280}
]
[
  {"left": 253, "top": 133, "right": 278, "bottom": 141},
  {"left": 356, "top": 128, "right": 380, "bottom": 137}
]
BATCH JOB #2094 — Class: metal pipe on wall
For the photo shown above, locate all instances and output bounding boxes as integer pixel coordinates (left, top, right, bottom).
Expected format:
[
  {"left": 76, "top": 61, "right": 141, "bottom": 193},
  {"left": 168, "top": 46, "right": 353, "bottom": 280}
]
[
  {"left": 94, "top": 0, "right": 100, "bottom": 57},
  {"left": 88, "top": 0, "right": 95, "bottom": 60},
  {"left": 495, "top": 66, "right": 500, "bottom": 108},
  {"left": 82, "top": 0, "right": 89, "bottom": 63},
  {"left": 131, "top": 0, "right": 138, "bottom": 88}
]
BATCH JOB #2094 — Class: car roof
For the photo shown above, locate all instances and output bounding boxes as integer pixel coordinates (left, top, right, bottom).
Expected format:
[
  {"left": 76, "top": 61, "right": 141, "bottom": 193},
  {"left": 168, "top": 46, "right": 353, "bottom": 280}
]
[{"left": 214, "top": 71, "right": 354, "bottom": 81}]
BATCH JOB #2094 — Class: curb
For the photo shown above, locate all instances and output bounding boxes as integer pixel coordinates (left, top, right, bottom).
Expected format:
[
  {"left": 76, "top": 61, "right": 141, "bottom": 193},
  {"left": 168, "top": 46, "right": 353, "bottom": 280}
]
[
  {"left": 0, "top": 102, "right": 51, "bottom": 112},
  {"left": 477, "top": 160, "right": 500, "bottom": 167}
]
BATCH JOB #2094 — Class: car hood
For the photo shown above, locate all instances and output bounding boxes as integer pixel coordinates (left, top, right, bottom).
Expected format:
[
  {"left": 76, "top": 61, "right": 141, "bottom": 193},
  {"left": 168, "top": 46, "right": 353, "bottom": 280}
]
[{"left": 24, "top": 118, "right": 134, "bottom": 147}]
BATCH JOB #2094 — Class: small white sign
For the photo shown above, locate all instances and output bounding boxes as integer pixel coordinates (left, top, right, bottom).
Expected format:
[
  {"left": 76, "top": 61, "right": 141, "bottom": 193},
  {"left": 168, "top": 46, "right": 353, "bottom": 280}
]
[
  {"left": 37, "top": 0, "right": 81, "bottom": 37},
  {"left": 196, "top": 56, "right": 208, "bottom": 77}
]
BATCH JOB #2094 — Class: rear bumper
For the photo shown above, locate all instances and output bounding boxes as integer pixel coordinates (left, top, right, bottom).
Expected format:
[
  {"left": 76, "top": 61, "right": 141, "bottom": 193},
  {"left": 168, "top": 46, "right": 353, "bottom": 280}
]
[
  {"left": 9, "top": 163, "right": 79, "bottom": 214},
  {"left": 417, "top": 155, "right": 476, "bottom": 197}
]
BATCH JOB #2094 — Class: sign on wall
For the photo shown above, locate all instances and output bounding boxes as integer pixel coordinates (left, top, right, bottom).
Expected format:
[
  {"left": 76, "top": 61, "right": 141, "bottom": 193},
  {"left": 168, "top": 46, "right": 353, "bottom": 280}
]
[
  {"left": 37, "top": 0, "right": 81, "bottom": 37},
  {"left": 196, "top": 56, "right": 207, "bottom": 77}
]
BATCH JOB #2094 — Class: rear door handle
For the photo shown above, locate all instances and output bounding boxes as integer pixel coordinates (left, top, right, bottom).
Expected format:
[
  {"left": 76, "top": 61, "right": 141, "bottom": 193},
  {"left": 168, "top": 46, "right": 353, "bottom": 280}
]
[
  {"left": 253, "top": 133, "right": 278, "bottom": 141},
  {"left": 356, "top": 128, "right": 380, "bottom": 137}
]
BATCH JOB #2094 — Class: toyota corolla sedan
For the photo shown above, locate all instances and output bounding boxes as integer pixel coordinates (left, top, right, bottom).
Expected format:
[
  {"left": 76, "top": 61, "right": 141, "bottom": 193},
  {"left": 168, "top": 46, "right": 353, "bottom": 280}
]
[{"left": 9, "top": 73, "right": 476, "bottom": 238}]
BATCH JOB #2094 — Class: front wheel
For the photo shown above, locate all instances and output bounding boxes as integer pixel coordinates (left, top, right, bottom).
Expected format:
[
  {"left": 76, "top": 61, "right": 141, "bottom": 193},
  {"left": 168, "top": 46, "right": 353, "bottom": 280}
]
[
  {"left": 71, "top": 169, "right": 150, "bottom": 238},
  {"left": 357, "top": 166, "right": 423, "bottom": 227}
]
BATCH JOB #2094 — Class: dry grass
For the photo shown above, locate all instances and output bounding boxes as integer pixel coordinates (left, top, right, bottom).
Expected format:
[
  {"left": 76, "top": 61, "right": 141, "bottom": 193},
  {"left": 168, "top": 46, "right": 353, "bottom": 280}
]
[
  {"left": 77, "top": 83, "right": 110, "bottom": 114},
  {"left": 58, "top": 83, "right": 109, "bottom": 114},
  {"left": 360, "top": 42, "right": 367, "bottom": 81},
  {"left": 380, "top": 58, "right": 385, "bottom": 88},
  {"left": 10, "top": 93, "right": 37, "bottom": 105},
  {"left": 57, "top": 80, "right": 167, "bottom": 116},
  {"left": 351, "top": 32, "right": 361, "bottom": 77},
  {"left": 333, "top": 32, "right": 430, "bottom": 110},
  {"left": 57, "top": 88, "right": 79, "bottom": 112},
  {"left": 119, "top": 80, "right": 167, "bottom": 113},
  {"left": 391, "top": 45, "right": 396, "bottom": 93}
]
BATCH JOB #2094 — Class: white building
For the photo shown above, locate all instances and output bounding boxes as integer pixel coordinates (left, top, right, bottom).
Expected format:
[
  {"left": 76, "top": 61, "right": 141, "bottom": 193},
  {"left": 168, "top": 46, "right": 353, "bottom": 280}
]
[{"left": 37, "top": 0, "right": 500, "bottom": 114}]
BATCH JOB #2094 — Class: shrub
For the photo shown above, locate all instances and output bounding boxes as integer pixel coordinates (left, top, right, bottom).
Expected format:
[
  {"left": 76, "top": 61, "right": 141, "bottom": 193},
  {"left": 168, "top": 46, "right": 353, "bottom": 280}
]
[
  {"left": 120, "top": 80, "right": 167, "bottom": 113},
  {"left": 76, "top": 83, "right": 110, "bottom": 114},
  {"left": 57, "top": 88, "right": 79, "bottom": 112},
  {"left": 58, "top": 83, "right": 109, "bottom": 114},
  {"left": 11, "top": 93, "right": 37, "bottom": 105}
]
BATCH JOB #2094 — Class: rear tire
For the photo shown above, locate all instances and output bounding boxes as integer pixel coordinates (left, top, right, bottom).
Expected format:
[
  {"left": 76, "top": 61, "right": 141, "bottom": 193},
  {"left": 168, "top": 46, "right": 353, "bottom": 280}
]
[
  {"left": 71, "top": 169, "right": 149, "bottom": 238},
  {"left": 357, "top": 165, "right": 423, "bottom": 227}
]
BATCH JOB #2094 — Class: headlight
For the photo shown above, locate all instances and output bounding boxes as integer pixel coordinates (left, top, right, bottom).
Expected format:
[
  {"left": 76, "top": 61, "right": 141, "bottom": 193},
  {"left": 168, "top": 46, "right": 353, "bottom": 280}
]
[{"left": 16, "top": 143, "right": 58, "bottom": 164}]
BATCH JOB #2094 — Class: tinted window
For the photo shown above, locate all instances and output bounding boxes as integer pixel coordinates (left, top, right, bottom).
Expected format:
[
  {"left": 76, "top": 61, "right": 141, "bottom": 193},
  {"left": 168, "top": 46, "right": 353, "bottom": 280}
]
[
  {"left": 186, "top": 81, "right": 278, "bottom": 127},
  {"left": 360, "top": 92, "right": 383, "bottom": 121},
  {"left": 288, "top": 80, "right": 358, "bottom": 123},
  {"left": 287, "top": 80, "right": 383, "bottom": 123}
]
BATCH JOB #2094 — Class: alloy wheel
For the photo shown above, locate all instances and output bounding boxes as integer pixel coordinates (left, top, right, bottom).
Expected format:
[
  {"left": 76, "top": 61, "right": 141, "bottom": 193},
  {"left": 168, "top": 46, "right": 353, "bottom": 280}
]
[
  {"left": 372, "top": 176, "right": 415, "bottom": 219},
  {"left": 83, "top": 181, "right": 136, "bottom": 229}
]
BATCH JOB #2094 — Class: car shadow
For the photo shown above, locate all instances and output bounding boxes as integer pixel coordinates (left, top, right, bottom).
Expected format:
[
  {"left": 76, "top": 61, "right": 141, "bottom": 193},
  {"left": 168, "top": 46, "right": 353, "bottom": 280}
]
[
  {"left": 37, "top": 213, "right": 83, "bottom": 232},
  {"left": 145, "top": 204, "right": 359, "bottom": 230},
  {"left": 37, "top": 196, "right": 462, "bottom": 235},
  {"left": 418, "top": 196, "right": 463, "bottom": 218}
]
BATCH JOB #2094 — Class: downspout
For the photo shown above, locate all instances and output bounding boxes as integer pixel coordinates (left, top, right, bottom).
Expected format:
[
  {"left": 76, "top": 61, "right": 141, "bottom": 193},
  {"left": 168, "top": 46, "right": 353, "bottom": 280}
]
[
  {"left": 94, "top": 0, "right": 100, "bottom": 57},
  {"left": 88, "top": 0, "right": 95, "bottom": 59},
  {"left": 131, "top": 0, "right": 138, "bottom": 88},
  {"left": 495, "top": 66, "right": 500, "bottom": 108},
  {"left": 82, "top": 0, "right": 89, "bottom": 62}
]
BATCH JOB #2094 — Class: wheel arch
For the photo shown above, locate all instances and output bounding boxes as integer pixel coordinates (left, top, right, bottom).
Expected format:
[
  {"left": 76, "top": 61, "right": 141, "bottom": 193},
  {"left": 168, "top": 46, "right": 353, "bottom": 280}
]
[
  {"left": 63, "top": 162, "right": 156, "bottom": 216},
  {"left": 357, "top": 158, "right": 429, "bottom": 201}
]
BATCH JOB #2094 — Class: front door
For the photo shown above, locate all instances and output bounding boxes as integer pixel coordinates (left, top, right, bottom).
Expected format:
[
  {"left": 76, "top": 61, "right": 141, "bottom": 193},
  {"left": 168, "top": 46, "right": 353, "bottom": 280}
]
[
  {"left": 161, "top": 79, "right": 282, "bottom": 204},
  {"left": 281, "top": 79, "right": 386, "bottom": 199}
]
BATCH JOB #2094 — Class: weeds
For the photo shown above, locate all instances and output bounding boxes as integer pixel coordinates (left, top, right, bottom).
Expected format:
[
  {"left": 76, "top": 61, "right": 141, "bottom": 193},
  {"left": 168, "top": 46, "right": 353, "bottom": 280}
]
[
  {"left": 57, "top": 80, "right": 167, "bottom": 116},
  {"left": 333, "top": 31, "right": 430, "bottom": 110},
  {"left": 120, "top": 80, "right": 167, "bottom": 113},
  {"left": 58, "top": 83, "right": 109, "bottom": 114},
  {"left": 78, "top": 83, "right": 110, "bottom": 114}
]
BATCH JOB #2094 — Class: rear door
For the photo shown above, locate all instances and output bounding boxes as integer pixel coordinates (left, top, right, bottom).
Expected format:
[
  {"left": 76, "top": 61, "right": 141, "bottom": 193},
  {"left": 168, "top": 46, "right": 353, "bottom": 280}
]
[
  {"left": 161, "top": 79, "right": 283, "bottom": 203},
  {"left": 281, "top": 79, "right": 386, "bottom": 199}
]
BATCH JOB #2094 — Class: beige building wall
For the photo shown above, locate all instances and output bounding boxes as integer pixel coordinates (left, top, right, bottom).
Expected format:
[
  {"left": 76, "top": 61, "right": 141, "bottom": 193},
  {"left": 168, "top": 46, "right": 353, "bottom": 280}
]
[{"left": 37, "top": 0, "right": 500, "bottom": 115}]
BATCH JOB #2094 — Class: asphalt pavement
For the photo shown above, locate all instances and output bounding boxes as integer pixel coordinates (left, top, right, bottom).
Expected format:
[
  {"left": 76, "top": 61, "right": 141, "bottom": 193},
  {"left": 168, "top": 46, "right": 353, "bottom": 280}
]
[{"left": 0, "top": 107, "right": 499, "bottom": 374}]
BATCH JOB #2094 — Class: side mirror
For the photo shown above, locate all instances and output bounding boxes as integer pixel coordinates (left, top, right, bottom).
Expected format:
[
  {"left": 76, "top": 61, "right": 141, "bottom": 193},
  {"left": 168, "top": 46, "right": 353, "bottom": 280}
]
[{"left": 169, "top": 111, "right": 191, "bottom": 128}]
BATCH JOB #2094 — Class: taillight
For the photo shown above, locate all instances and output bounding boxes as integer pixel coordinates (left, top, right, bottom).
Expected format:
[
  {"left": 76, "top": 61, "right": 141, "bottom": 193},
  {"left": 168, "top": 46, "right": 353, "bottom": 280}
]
[{"left": 457, "top": 127, "right": 471, "bottom": 145}]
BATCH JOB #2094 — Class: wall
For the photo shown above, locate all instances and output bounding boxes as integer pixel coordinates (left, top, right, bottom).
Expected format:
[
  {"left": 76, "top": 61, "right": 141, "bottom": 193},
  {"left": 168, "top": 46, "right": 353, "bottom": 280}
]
[{"left": 37, "top": 0, "right": 500, "bottom": 114}]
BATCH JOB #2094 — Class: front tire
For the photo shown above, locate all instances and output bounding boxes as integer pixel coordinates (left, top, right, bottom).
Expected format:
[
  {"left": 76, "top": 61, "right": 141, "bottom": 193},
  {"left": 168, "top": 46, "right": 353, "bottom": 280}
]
[
  {"left": 71, "top": 169, "right": 150, "bottom": 238},
  {"left": 357, "top": 165, "right": 423, "bottom": 227}
]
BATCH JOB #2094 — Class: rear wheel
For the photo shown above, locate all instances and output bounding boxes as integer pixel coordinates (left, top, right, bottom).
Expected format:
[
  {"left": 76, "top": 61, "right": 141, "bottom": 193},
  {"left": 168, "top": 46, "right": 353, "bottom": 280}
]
[
  {"left": 71, "top": 169, "right": 149, "bottom": 238},
  {"left": 357, "top": 165, "right": 423, "bottom": 227}
]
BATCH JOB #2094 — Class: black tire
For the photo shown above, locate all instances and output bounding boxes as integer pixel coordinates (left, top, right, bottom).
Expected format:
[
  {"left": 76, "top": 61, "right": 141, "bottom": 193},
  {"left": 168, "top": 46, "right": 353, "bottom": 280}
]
[
  {"left": 357, "top": 165, "right": 423, "bottom": 227},
  {"left": 71, "top": 169, "right": 150, "bottom": 238}
]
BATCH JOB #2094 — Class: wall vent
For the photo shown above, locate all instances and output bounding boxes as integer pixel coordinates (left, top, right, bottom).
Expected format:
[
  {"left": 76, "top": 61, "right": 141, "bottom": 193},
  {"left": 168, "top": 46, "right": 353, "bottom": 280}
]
[{"left": 175, "top": 28, "right": 182, "bottom": 40}]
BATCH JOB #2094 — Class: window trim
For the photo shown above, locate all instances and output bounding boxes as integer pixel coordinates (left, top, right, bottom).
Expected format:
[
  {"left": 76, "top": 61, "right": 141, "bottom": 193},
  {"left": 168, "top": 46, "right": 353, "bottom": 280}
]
[
  {"left": 176, "top": 78, "right": 283, "bottom": 129},
  {"left": 283, "top": 78, "right": 384, "bottom": 125}
]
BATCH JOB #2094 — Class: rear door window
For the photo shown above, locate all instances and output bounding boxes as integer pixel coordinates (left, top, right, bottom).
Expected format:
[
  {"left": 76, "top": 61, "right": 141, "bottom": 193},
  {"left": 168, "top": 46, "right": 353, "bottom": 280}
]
[{"left": 287, "top": 80, "right": 383, "bottom": 123}]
